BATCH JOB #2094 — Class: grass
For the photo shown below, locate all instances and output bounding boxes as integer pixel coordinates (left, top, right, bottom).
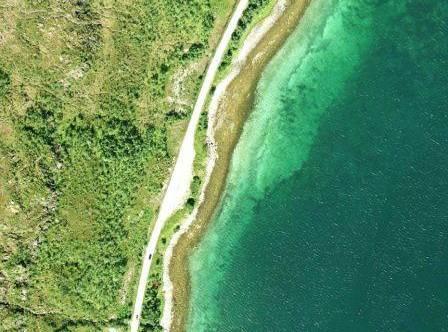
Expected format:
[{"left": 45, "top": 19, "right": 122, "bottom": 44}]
[
  {"left": 216, "top": 0, "right": 277, "bottom": 81},
  {"left": 0, "top": 0, "right": 235, "bottom": 330},
  {"left": 138, "top": 110, "right": 210, "bottom": 331},
  {"left": 0, "top": 0, "right": 279, "bottom": 329}
]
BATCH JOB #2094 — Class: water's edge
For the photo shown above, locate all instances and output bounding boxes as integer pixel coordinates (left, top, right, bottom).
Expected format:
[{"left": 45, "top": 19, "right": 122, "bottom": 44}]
[{"left": 168, "top": 1, "right": 311, "bottom": 331}]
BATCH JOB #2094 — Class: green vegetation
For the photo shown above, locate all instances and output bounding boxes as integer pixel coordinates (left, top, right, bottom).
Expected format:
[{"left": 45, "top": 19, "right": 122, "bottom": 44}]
[
  {"left": 0, "top": 0, "right": 279, "bottom": 329},
  {"left": 219, "top": 0, "right": 276, "bottom": 72},
  {"left": 139, "top": 274, "right": 163, "bottom": 332},
  {"left": 138, "top": 108, "right": 209, "bottom": 329},
  {"left": 0, "top": 0, "right": 234, "bottom": 330},
  {"left": 138, "top": 204, "right": 192, "bottom": 331}
]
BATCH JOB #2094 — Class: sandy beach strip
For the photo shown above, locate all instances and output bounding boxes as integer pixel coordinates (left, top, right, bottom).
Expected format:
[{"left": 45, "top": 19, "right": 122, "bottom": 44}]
[{"left": 162, "top": 1, "right": 311, "bottom": 331}]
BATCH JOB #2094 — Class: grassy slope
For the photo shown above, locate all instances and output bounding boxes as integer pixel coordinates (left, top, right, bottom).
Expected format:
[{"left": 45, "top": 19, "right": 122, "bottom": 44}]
[{"left": 0, "top": 0, "right": 229, "bottom": 330}]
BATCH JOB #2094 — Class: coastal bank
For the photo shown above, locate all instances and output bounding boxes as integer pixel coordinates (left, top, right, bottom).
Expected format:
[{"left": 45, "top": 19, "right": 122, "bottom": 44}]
[{"left": 166, "top": 1, "right": 311, "bottom": 330}]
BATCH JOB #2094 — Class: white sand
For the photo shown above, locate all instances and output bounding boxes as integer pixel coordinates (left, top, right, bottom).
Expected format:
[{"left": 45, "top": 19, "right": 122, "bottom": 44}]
[{"left": 160, "top": 1, "right": 288, "bottom": 331}]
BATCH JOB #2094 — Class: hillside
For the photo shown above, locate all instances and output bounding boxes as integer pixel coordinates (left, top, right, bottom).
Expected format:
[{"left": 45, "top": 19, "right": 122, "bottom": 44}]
[{"left": 0, "top": 0, "right": 234, "bottom": 330}]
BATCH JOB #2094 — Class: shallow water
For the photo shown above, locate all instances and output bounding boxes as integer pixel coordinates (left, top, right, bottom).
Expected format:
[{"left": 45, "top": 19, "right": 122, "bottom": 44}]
[{"left": 188, "top": 0, "right": 448, "bottom": 330}]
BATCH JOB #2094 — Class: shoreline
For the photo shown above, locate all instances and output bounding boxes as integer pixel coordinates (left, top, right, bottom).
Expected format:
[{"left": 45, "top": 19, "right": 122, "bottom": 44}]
[
  {"left": 160, "top": 0, "right": 288, "bottom": 329},
  {"left": 163, "top": 1, "right": 311, "bottom": 331},
  {"left": 129, "top": 1, "right": 250, "bottom": 330}
]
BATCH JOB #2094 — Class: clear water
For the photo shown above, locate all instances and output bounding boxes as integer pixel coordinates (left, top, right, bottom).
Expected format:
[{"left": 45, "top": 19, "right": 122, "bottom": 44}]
[{"left": 188, "top": 0, "right": 448, "bottom": 331}]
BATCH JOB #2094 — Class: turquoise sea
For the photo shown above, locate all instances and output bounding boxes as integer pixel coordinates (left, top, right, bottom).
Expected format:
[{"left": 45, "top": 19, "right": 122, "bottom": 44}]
[{"left": 188, "top": 0, "right": 448, "bottom": 331}]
